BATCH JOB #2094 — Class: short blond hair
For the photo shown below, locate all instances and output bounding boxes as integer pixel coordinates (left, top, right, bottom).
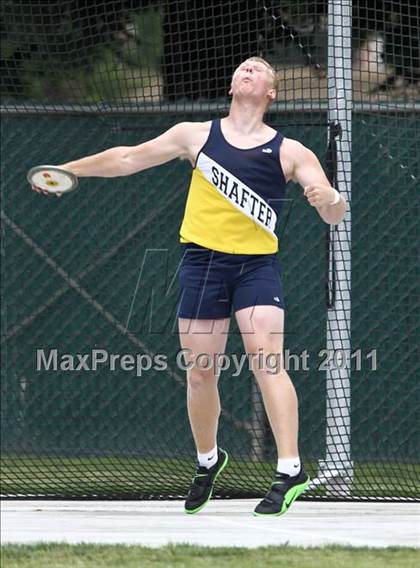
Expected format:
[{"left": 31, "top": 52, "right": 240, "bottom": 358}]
[{"left": 244, "top": 56, "right": 280, "bottom": 95}]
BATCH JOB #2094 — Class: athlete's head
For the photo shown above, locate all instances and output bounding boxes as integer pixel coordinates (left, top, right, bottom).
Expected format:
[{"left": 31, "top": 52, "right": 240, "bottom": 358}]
[{"left": 229, "top": 57, "right": 279, "bottom": 109}]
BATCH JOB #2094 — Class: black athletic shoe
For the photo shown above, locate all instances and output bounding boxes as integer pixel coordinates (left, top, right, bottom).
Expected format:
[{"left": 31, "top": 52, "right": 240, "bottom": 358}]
[
  {"left": 253, "top": 468, "right": 310, "bottom": 516},
  {"left": 184, "top": 448, "right": 229, "bottom": 514}
]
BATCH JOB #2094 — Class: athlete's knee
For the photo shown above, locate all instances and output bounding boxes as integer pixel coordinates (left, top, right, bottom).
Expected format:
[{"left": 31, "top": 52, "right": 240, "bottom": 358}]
[
  {"left": 247, "top": 340, "right": 283, "bottom": 365},
  {"left": 243, "top": 327, "right": 283, "bottom": 356},
  {"left": 244, "top": 341, "right": 284, "bottom": 378},
  {"left": 187, "top": 366, "right": 218, "bottom": 390}
]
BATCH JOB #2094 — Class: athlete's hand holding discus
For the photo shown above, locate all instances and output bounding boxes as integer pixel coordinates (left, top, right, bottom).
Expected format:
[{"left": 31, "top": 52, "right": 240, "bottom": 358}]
[{"left": 28, "top": 165, "right": 78, "bottom": 197}]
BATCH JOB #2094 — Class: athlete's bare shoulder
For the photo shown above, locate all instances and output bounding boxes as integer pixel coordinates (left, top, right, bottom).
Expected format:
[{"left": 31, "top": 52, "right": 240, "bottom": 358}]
[
  {"left": 279, "top": 137, "right": 312, "bottom": 182},
  {"left": 281, "top": 137, "right": 307, "bottom": 154},
  {"left": 175, "top": 120, "right": 212, "bottom": 165}
]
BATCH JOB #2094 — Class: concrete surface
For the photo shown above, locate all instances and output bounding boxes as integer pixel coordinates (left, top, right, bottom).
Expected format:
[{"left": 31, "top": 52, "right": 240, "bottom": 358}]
[{"left": 2, "top": 500, "right": 419, "bottom": 548}]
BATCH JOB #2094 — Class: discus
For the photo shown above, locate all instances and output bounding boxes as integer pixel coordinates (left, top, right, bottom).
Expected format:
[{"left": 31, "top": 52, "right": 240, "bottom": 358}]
[{"left": 27, "top": 165, "right": 78, "bottom": 195}]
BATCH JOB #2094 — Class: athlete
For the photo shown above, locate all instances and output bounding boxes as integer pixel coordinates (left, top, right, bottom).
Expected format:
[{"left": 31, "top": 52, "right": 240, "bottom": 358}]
[{"left": 32, "top": 57, "right": 346, "bottom": 516}]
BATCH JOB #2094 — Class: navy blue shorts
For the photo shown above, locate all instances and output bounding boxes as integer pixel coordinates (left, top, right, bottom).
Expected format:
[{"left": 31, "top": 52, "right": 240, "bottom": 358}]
[{"left": 177, "top": 243, "right": 285, "bottom": 319}]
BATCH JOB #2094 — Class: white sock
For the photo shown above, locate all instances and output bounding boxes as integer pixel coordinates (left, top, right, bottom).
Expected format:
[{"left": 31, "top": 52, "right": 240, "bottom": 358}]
[
  {"left": 277, "top": 457, "right": 301, "bottom": 477},
  {"left": 197, "top": 445, "right": 218, "bottom": 469}
]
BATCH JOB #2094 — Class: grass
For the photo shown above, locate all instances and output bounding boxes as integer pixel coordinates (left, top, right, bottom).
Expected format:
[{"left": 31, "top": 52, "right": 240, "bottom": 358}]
[
  {"left": 1, "top": 455, "right": 419, "bottom": 500},
  {"left": 1, "top": 543, "right": 419, "bottom": 568}
]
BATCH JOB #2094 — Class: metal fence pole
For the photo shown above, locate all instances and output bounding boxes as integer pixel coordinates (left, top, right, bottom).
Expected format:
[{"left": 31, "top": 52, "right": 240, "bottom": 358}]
[{"left": 312, "top": 0, "right": 354, "bottom": 496}]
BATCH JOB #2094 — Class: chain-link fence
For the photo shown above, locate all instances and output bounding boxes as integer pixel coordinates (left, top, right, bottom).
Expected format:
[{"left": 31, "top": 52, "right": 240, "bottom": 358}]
[{"left": 1, "top": 1, "right": 419, "bottom": 500}]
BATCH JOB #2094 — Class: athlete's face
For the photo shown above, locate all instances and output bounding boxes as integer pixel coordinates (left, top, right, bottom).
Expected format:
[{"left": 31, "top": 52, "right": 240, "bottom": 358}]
[{"left": 230, "top": 60, "right": 277, "bottom": 105}]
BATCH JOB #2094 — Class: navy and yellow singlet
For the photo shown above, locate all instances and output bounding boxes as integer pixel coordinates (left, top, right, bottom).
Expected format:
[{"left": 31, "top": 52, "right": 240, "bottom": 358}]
[{"left": 179, "top": 118, "right": 287, "bottom": 254}]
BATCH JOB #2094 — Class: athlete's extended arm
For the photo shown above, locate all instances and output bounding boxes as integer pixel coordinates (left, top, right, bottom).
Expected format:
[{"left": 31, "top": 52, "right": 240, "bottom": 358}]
[
  {"left": 57, "top": 122, "right": 193, "bottom": 178},
  {"left": 290, "top": 141, "right": 346, "bottom": 225}
]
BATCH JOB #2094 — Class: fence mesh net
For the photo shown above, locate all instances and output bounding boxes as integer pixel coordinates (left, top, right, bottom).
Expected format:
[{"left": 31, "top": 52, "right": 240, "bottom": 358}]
[{"left": 1, "top": 0, "right": 419, "bottom": 500}]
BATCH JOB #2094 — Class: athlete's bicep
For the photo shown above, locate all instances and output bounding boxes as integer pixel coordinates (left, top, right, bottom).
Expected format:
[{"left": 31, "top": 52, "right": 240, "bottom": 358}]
[
  {"left": 123, "top": 122, "right": 192, "bottom": 172},
  {"left": 291, "top": 143, "right": 330, "bottom": 189}
]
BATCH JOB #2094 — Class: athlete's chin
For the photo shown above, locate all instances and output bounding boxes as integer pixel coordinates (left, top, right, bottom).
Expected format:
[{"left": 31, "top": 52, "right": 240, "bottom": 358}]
[
  {"left": 235, "top": 89, "right": 265, "bottom": 103},
  {"left": 238, "top": 83, "right": 255, "bottom": 92}
]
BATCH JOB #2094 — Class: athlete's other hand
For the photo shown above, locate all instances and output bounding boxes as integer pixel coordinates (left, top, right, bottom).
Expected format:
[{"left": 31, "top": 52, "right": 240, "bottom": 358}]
[{"left": 304, "top": 184, "right": 338, "bottom": 207}]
